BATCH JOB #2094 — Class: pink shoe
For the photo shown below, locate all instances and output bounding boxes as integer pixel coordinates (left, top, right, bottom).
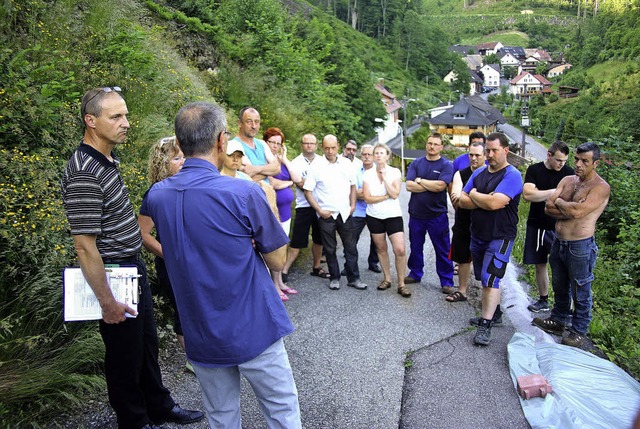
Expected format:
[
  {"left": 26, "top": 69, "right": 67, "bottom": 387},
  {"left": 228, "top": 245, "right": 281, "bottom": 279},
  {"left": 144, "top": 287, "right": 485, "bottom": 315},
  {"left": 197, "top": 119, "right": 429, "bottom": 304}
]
[
  {"left": 279, "top": 291, "right": 289, "bottom": 302},
  {"left": 281, "top": 286, "right": 298, "bottom": 295}
]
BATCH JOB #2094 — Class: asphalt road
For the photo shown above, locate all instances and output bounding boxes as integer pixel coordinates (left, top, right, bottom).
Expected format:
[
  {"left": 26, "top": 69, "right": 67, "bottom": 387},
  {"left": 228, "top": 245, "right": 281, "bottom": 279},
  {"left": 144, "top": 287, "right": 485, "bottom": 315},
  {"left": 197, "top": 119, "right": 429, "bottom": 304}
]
[{"left": 59, "top": 186, "right": 535, "bottom": 429}]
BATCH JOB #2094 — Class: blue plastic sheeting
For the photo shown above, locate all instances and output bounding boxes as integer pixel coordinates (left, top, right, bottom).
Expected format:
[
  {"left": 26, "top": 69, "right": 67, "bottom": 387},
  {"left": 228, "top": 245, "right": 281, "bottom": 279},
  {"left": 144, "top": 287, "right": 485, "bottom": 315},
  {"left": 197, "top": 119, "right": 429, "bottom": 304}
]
[{"left": 507, "top": 332, "right": 640, "bottom": 429}]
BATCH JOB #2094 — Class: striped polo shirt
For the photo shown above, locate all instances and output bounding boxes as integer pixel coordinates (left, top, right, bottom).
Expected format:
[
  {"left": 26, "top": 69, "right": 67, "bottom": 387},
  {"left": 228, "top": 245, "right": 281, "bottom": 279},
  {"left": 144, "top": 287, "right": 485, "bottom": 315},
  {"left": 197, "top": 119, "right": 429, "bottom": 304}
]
[{"left": 61, "top": 142, "right": 142, "bottom": 259}]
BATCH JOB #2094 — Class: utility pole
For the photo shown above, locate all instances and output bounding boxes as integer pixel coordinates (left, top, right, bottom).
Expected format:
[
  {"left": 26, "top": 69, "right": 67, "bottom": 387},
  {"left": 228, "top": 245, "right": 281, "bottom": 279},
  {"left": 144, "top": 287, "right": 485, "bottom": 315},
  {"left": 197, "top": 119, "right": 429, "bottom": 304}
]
[
  {"left": 520, "top": 84, "right": 529, "bottom": 158},
  {"left": 400, "top": 97, "right": 416, "bottom": 179}
]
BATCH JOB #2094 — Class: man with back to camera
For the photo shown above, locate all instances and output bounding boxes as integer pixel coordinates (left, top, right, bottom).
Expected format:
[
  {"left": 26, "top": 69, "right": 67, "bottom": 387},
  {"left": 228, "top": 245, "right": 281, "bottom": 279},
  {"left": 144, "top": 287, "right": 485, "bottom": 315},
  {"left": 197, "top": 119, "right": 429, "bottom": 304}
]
[
  {"left": 458, "top": 132, "right": 523, "bottom": 346},
  {"left": 404, "top": 132, "right": 455, "bottom": 293},
  {"left": 61, "top": 87, "right": 203, "bottom": 429},
  {"left": 304, "top": 134, "right": 367, "bottom": 291},
  {"left": 233, "top": 106, "right": 280, "bottom": 182},
  {"left": 522, "top": 141, "right": 574, "bottom": 312},
  {"left": 142, "top": 102, "right": 301, "bottom": 427},
  {"left": 532, "top": 142, "right": 610, "bottom": 348}
]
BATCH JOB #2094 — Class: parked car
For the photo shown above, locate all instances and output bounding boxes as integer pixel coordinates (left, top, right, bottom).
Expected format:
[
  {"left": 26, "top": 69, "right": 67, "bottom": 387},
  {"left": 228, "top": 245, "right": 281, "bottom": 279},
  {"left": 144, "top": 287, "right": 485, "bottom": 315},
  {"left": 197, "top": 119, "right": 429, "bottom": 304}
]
[{"left": 482, "top": 86, "right": 494, "bottom": 93}]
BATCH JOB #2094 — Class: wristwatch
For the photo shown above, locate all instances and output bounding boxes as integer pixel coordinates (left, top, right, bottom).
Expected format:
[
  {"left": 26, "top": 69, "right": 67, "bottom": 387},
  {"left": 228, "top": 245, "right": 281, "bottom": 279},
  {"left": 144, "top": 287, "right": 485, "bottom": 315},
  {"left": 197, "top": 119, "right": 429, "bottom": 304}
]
[{"left": 416, "top": 177, "right": 422, "bottom": 184}]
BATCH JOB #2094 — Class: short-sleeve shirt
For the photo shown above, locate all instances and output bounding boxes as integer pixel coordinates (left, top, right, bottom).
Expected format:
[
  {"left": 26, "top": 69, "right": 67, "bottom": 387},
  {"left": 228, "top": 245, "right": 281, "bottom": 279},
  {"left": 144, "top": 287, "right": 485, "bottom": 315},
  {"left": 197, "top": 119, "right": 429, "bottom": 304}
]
[
  {"left": 304, "top": 156, "right": 356, "bottom": 221},
  {"left": 141, "top": 158, "right": 292, "bottom": 367},
  {"left": 353, "top": 163, "right": 368, "bottom": 218},
  {"left": 273, "top": 163, "right": 295, "bottom": 222},
  {"left": 61, "top": 142, "right": 142, "bottom": 259},
  {"left": 290, "top": 154, "right": 318, "bottom": 209},
  {"left": 524, "top": 161, "right": 574, "bottom": 230},
  {"left": 452, "top": 166, "right": 474, "bottom": 233},
  {"left": 406, "top": 156, "right": 454, "bottom": 219},
  {"left": 452, "top": 153, "right": 470, "bottom": 174},
  {"left": 464, "top": 165, "right": 523, "bottom": 241},
  {"left": 363, "top": 166, "right": 403, "bottom": 219}
]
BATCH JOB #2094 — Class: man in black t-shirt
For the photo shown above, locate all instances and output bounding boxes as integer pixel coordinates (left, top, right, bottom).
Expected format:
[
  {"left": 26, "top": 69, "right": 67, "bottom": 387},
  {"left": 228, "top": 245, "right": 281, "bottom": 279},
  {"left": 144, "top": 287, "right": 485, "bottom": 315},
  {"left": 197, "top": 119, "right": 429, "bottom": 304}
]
[{"left": 523, "top": 141, "right": 574, "bottom": 312}]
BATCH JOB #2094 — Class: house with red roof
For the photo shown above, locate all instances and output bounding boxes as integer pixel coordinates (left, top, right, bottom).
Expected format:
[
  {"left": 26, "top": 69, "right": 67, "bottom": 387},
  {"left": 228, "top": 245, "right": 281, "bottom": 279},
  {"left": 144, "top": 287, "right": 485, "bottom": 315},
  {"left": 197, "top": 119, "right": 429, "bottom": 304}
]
[{"left": 509, "top": 72, "right": 552, "bottom": 97}]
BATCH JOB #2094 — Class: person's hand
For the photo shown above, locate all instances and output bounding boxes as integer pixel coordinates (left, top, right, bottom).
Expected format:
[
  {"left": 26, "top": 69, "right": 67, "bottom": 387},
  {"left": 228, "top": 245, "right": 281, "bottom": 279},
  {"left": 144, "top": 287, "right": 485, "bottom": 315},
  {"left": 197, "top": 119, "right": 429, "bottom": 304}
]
[
  {"left": 318, "top": 209, "right": 332, "bottom": 219},
  {"left": 101, "top": 299, "right": 137, "bottom": 324}
]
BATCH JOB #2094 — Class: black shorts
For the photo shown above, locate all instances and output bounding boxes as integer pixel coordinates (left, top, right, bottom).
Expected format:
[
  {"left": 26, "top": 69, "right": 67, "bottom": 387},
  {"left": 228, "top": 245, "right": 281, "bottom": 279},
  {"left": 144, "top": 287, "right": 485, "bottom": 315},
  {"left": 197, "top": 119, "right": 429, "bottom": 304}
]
[
  {"left": 523, "top": 224, "right": 556, "bottom": 264},
  {"left": 289, "top": 207, "right": 322, "bottom": 249},
  {"left": 449, "top": 228, "right": 471, "bottom": 263},
  {"left": 366, "top": 215, "right": 404, "bottom": 236}
]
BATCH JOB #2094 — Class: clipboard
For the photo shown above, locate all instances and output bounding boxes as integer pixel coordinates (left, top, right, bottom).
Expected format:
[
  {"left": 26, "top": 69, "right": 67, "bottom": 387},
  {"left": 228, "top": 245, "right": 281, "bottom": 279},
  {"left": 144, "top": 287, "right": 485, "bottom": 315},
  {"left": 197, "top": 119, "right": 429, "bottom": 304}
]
[{"left": 63, "top": 265, "right": 139, "bottom": 322}]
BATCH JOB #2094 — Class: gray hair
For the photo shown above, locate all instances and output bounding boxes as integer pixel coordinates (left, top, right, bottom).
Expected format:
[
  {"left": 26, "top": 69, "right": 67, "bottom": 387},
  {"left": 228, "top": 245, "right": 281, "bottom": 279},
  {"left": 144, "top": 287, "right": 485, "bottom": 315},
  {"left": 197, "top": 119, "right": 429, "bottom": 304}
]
[{"left": 175, "top": 102, "right": 227, "bottom": 157}]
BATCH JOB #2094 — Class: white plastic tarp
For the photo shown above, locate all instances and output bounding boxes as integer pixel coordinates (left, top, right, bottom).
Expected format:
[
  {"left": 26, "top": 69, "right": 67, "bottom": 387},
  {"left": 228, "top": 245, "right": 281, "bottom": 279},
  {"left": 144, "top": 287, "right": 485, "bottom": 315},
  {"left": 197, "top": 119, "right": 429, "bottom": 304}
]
[{"left": 507, "top": 332, "right": 640, "bottom": 429}]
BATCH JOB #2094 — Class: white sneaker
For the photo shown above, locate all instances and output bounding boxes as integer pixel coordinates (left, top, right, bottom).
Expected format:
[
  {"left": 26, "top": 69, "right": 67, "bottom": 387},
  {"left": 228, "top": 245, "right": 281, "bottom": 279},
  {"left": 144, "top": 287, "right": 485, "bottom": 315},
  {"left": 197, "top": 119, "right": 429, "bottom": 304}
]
[
  {"left": 347, "top": 279, "right": 368, "bottom": 290},
  {"left": 329, "top": 280, "right": 340, "bottom": 290}
]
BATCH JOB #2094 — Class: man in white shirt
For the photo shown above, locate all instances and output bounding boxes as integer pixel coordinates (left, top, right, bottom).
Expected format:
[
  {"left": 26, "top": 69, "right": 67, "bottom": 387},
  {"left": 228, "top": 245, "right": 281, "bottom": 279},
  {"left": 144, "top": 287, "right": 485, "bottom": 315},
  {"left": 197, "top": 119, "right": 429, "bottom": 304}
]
[
  {"left": 282, "top": 134, "right": 328, "bottom": 282},
  {"left": 304, "top": 135, "right": 367, "bottom": 291}
]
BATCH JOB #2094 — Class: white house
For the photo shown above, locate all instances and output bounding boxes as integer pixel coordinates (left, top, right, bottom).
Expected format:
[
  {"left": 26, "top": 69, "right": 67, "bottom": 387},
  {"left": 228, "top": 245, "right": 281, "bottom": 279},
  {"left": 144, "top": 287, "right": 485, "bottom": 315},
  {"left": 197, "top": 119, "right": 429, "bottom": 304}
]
[
  {"left": 509, "top": 72, "right": 552, "bottom": 97},
  {"left": 499, "top": 51, "right": 521, "bottom": 67},
  {"left": 477, "top": 42, "right": 504, "bottom": 56},
  {"left": 547, "top": 63, "right": 572, "bottom": 78},
  {"left": 480, "top": 64, "right": 501, "bottom": 87},
  {"left": 373, "top": 79, "right": 402, "bottom": 145}
]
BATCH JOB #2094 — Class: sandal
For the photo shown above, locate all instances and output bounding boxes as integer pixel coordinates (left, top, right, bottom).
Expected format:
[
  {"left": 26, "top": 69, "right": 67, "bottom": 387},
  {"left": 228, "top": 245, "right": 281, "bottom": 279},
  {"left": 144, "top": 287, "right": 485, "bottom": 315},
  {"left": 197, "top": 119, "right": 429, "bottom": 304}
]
[
  {"left": 397, "top": 285, "right": 412, "bottom": 298},
  {"left": 281, "top": 286, "right": 298, "bottom": 295},
  {"left": 278, "top": 291, "right": 289, "bottom": 302},
  {"left": 377, "top": 280, "right": 391, "bottom": 290},
  {"left": 446, "top": 291, "right": 467, "bottom": 302},
  {"left": 310, "top": 267, "right": 331, "bottom": 279}
]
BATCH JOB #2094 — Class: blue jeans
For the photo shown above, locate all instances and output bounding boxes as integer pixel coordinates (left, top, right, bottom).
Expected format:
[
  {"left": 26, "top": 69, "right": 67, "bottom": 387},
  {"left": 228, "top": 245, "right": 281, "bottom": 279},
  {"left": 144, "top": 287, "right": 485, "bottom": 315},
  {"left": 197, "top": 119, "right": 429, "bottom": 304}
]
[
  {"left": 318, "top": 214, "right": 359, "bottom": 282},
  {"left": 549, "top": 237, "right": 598, "bottom": 334},
  {"left": 470, "top": 237, "right": 514, "bottom": 289},
  {"left": 407, "top": 214, "right": 454, "bottom": 286},
  {"left": 192, "top": 339, "right": 301, "bottom": 429}
]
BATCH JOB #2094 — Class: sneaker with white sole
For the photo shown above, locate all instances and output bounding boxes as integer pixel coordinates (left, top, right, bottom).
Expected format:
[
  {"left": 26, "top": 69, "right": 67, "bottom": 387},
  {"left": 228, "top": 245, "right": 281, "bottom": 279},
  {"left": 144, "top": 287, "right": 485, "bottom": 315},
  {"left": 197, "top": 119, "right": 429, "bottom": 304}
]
[
  {"left": 561, "top": 329, "right": 586, "bottom": 347},
  {"left": 329, "top": 280, "right": 340, "bottom": 290},
  {"left": 347, "top": 279, "right": 368, "bottom": 290},
  {"left": 532, "top": 317, "right": 565, "bottom": 335},
  {"left": 527, "top": 299, "right": 550, "bottom": 312}
]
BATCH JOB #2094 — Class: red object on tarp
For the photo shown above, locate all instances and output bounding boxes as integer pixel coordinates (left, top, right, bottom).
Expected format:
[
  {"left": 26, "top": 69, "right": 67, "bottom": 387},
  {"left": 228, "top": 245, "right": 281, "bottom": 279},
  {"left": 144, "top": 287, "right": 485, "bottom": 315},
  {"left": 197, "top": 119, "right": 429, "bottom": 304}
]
[{"left": 517, "top": 374, "right": 553, "bottom": 400}]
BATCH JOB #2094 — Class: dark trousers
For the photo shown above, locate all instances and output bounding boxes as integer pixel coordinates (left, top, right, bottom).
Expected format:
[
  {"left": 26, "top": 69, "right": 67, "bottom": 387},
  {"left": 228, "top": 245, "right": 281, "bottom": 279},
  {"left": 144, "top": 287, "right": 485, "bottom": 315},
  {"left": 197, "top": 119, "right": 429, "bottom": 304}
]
[
  {"left": 99, "top": 259, "right": 174, "bottom": 429},
  {"left": 407, "top": 213, "right": 454, "bottom": 287},
  {"left": 350, "top": 216, "right": 379, "bottom": 268},
  {"left": 319, "top": 214, "right": 359, "bottom": 282}
]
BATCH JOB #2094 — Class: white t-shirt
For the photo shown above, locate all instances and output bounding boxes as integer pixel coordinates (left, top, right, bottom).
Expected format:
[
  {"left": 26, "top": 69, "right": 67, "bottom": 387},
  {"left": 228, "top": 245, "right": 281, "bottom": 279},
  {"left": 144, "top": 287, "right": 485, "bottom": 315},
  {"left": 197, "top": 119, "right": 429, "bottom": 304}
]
[
  {"left": 304, "top": 156, "right": 356, "bottom": 221},
  {"left": 290, "top": 153, "right": 319, "bottom": 208},
  {"left": 363, "top": 165, "right": 403, "bottom": 219}
]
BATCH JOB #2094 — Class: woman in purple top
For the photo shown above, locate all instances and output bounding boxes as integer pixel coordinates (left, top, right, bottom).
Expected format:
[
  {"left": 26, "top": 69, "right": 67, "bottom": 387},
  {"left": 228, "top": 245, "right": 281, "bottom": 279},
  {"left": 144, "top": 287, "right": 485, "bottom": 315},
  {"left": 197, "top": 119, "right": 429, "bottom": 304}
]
[{"left": 264, "top": 128, "right": 303, "bottom": 299}]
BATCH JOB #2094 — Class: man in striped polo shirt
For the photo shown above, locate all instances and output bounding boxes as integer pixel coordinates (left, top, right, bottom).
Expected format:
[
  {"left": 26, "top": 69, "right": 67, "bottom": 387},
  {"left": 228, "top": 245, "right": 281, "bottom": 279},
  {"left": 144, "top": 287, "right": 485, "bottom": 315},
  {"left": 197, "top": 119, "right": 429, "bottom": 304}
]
[{"left": 61, "top": 87, "right": 203, "bottom": 429}]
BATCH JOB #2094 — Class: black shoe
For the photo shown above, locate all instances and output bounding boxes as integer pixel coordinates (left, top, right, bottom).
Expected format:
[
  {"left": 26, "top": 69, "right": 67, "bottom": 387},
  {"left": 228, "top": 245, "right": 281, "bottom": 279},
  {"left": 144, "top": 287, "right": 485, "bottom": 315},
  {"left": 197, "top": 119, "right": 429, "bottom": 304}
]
[
  {"left": 281, "top": 272, "right": 288, "bottom": 284},
  {"left": 469, "top": 315, "right": 503, "bottom": 326},
  {"left": 368, "top": 264, "right": 382, "bottom": 273},
  {"left": 532, "top": 317, "right": 565, "bottom": 335},
  {"left": 154, "top": 405, "right": 204, "bottom": 425}
]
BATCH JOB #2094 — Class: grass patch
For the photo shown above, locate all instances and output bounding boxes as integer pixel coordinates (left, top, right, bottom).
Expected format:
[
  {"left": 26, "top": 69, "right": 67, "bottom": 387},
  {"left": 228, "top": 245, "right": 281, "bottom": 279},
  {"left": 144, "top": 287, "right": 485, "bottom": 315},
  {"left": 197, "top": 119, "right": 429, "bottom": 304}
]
[{"left": 462, "top": 30, "right": 530, "bottom": 47}]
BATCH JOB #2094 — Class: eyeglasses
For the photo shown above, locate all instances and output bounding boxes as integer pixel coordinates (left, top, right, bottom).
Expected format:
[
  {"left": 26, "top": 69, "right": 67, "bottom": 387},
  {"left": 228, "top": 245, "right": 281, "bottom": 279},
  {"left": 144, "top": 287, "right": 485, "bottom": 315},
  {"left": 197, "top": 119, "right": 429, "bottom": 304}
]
[
  {"left": 267, "top": 140, "right": 282, "bottom": 146},
  {"left": 85, "top": 86, "right": 122, "bottom": 106},
  {"left": 222, "top": 130, "right": 232, "bottom": 138}
]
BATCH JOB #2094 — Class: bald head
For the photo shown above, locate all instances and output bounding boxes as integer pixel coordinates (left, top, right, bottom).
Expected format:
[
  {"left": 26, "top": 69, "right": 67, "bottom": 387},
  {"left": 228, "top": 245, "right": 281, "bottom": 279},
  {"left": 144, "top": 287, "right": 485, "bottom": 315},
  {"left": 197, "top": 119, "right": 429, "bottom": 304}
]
[{"left": 322, "top": 134, "right": 339, "bottom": 163}]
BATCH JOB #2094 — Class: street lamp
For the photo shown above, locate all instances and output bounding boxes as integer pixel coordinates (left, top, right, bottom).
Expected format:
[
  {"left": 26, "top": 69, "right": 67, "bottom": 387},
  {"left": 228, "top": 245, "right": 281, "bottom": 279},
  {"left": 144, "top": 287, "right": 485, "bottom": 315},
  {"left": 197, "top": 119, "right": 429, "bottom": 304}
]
[
  {"left": 448, "top": 90, "right": 460, "bottom": 106},
  {"left": 400, "top": 97, "right": 416, "bottom": 179}
]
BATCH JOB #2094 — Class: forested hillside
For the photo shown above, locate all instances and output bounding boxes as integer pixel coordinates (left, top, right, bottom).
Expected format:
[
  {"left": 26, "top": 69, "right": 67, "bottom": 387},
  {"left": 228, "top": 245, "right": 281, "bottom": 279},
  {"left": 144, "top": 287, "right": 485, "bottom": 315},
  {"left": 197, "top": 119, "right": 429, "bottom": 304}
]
[{"left": 1, "top": 0, "right": 639, "bottom": 425}]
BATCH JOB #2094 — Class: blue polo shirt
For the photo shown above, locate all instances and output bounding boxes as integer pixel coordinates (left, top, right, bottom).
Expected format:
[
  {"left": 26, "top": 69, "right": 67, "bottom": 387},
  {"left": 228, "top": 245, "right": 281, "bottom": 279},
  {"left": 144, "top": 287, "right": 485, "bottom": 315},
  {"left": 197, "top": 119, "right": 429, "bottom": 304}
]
[
  {"left": 406, "top": 156, "right": 453, "bottom": 219},
  {"left": 141, "top": 158, "right": 292, "bottom": 367}
]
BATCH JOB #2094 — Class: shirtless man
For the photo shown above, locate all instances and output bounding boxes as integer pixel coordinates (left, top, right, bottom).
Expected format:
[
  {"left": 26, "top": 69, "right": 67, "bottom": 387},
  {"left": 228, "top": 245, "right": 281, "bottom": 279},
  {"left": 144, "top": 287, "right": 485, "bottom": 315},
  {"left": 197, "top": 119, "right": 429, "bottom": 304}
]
[{"left": 532, "top": 142, "right": 610, "bottom": 348}]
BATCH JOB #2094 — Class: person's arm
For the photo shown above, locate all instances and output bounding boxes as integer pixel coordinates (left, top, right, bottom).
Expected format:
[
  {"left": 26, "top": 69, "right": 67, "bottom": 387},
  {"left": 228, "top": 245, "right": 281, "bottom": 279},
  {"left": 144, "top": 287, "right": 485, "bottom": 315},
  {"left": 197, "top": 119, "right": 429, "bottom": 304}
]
[
  {"left": 257, "top": 181, "right": 280, "bottom": 221},
  {"left": 138, "top": 214, "right": 162, "bottom": 258},
  {"left": 280, "top": 149, "right": 303, "bottom": 184},
  {"left": 269, "top": 177, "right": 294, "bottom": 190},
  {"left": 523, "top": 182, "right": 556, "bottom": 203},
  {"left": 349, "top": 184, "right": 356, "bottom": 215},
  {"left": 458, "top": 191, "right": 478, "bottom": 210},
  {"left": 261, "top": 244, "right": 287, "bottom": 272},
  {"left": 242, "top": 158, "right": 281, "bottom": 182},
  {"left": 449, "top": 171, "right": 463, "bottom": 208},
  {"left": 382, "top": 168, "right": 401, "bottom": 199},
  {"left": 407, "top": 177, "right": 447, "bottom": 193},
  {"left": 553, "top": 183, "right": 610, "bottom": 219},
  {"left": 468, "top": 188, "right": 512, "bottom": 211},
  {"left": 545, "top": 178, "right": 570, "bottom": 219},
  {"left": 73, "top": 234, "right": 137, "bottom": 323}
]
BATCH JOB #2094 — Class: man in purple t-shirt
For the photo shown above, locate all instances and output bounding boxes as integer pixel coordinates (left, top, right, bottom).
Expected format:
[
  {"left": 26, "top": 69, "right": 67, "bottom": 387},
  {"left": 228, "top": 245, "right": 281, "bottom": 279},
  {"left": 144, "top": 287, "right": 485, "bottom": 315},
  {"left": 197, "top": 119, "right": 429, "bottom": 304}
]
[{"left": 405, "top": 133, "right": 455, "bottom": 293}]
